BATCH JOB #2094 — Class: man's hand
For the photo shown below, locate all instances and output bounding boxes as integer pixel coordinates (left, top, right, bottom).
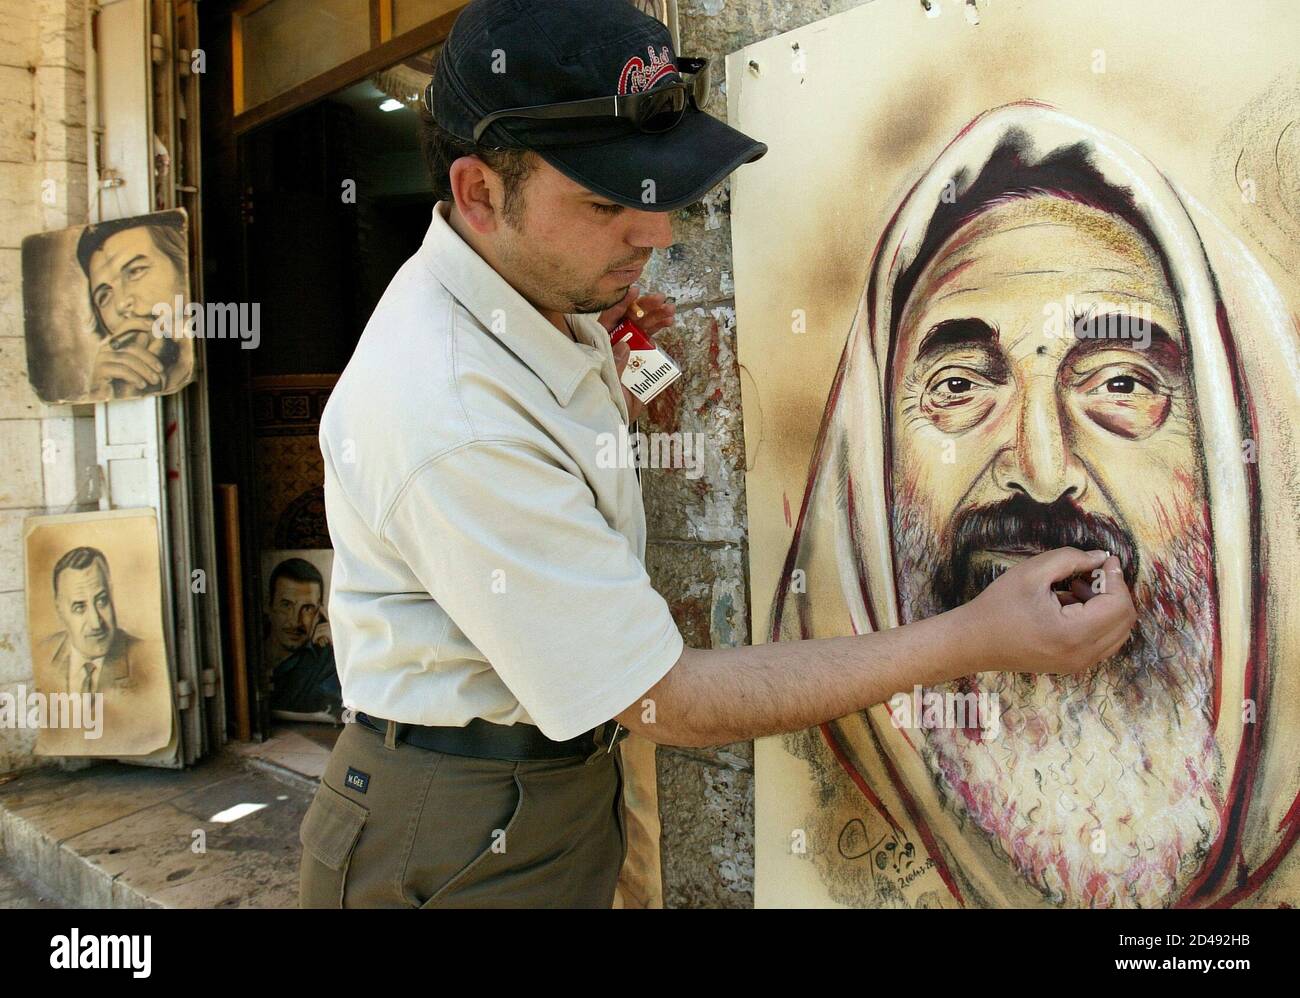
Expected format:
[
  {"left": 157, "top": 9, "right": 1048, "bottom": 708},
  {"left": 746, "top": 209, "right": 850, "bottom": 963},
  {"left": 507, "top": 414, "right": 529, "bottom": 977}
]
[
  {"left": 88, "top": 334, "right": 165, "bottom": 396},
  {"left": 597, "top": 284, "right": 675, "bottom": 423},
  {"left": 958, "top": 547, "right": 1137, "bottom": 675}
]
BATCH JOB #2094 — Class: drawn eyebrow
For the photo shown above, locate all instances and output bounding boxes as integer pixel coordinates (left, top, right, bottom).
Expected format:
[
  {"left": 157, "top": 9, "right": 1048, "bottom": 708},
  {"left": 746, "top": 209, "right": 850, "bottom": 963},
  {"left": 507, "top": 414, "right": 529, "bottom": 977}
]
[
  {"left": 1065, "top": 312, "right": 1184, "bottom": 375},
  {"left": 914, "top": 317, "right": 1000, "bottom": 368}
]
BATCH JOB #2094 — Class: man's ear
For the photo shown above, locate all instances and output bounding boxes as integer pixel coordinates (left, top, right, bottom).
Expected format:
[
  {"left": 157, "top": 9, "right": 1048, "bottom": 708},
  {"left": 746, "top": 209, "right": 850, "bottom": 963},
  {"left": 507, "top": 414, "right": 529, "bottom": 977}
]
[{"left": 450, "top": 155, "right": 500, "bottom": 234}]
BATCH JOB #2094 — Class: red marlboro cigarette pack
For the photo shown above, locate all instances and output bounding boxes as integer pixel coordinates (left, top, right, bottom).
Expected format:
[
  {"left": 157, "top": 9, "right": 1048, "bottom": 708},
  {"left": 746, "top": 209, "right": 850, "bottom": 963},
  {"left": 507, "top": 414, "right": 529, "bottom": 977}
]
[{"left": 609, "top": 304, "right": 682, "bottom": 405}]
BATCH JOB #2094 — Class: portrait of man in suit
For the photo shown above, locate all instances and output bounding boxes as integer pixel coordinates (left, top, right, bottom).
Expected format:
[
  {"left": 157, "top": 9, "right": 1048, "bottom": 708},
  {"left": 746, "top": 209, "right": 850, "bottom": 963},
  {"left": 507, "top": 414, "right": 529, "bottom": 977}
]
[
  {"left": 25, "top": 511, "right": 174, "bottom": 758},
  {"left": 40, "top": 546, "right": 142, "bottom": 695}
]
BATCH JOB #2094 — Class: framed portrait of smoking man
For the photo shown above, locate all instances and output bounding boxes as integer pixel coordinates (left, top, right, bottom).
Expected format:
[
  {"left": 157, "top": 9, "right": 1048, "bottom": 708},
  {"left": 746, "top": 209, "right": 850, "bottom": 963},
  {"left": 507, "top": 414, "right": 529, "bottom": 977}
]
[
  {"left": 23, "top": 510, "right": 174, "bottom": 757},
  {"left": 258, "top": 550, "right": 342, "bottom": 724},
  {"left": 21, "top": 209, "right": 195, "bottom": 404},
  {"left": 730, "top": 0, "right": 1300, "bottom": 908}
]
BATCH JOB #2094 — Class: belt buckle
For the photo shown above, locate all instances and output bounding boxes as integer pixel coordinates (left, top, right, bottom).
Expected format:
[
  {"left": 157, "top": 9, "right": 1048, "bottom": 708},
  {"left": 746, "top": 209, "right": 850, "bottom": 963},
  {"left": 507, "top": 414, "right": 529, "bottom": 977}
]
[{"left": 584, "top": 721, "right": 626, "bottom": 765}]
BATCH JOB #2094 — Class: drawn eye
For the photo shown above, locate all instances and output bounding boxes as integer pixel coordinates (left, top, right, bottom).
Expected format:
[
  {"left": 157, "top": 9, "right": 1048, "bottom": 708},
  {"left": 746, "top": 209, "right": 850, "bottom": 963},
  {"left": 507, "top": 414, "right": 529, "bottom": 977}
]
[
  {"left": 925, "top": 368, "right": 992, "bottom": 406},
  {"left": 919, "top": 365, "right": 1001, "bottom": 437},
  {"left": 1074, "top": 364, "right": 1170, "bottom": 439}
]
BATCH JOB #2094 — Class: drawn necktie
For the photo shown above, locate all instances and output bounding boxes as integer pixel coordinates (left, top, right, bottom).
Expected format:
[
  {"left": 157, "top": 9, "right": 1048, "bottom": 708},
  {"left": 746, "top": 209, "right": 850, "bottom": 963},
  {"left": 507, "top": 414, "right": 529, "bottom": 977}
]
[{"left": 82, "top": 662, "right": 95, "bottom": 694}]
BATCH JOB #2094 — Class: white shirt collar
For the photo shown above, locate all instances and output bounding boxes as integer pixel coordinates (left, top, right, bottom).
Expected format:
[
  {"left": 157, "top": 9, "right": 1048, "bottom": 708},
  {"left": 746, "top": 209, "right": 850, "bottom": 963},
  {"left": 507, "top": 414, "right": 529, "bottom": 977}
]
[{"left": 418, "top": 201, "right": 610, "bottom": 408}]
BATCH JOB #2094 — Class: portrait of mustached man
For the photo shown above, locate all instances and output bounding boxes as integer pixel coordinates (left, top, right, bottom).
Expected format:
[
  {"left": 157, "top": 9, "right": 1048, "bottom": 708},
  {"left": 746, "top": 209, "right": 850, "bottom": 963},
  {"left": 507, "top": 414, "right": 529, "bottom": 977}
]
[
  {"left": 771, "top": 103, "right": 1300, "bottom": 909},
  {"left": 21, "top": 210, "right": 196, "bottom": 404},
  {"left": 76, "top": 213, "right": 194, "bottom": 400}
]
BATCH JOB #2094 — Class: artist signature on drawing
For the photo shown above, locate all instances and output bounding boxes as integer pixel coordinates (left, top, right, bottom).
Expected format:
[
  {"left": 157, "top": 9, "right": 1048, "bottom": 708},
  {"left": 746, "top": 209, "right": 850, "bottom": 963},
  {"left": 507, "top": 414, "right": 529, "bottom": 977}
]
[{"left": 838, "top": 819, "right": 938, "bottom": 888}]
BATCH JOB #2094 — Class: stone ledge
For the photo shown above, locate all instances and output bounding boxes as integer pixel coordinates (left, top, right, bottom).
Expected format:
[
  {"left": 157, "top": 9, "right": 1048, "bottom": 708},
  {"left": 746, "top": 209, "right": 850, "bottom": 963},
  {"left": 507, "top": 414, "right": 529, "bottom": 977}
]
[{"left": 0, "top": 750, "right": 311, "bottom": 908}]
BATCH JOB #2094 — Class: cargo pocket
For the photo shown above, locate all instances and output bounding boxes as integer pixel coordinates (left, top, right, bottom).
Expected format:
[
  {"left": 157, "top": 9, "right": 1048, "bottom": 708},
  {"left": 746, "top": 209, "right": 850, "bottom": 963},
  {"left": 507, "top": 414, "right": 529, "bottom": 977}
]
[{"left": 299, "top": 782, "right": 369, "bottom": 908}]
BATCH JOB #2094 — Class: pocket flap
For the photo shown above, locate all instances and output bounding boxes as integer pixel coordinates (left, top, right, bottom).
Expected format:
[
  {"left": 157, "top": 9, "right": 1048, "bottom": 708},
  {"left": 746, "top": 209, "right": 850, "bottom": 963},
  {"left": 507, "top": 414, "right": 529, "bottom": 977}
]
[{"left": 300, "top": 783, "right": 368, "bottom": 871}]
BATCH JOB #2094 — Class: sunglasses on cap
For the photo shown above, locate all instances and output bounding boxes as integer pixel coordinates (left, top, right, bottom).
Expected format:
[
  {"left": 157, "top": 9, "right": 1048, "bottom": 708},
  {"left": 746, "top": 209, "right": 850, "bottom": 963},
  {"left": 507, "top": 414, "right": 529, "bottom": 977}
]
[{"left": 427, "top": 57, "right": 714, "bottom": 145}]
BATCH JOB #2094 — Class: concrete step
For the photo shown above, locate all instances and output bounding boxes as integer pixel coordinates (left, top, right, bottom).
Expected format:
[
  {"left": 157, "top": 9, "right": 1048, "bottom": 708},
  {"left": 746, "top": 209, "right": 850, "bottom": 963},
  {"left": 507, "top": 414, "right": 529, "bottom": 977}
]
[
  {"left": 0, "top": 751, "right": 314, "bottom": 908},
  {"left": 0, "top": 853, "right": 66, "bottom": 907}
]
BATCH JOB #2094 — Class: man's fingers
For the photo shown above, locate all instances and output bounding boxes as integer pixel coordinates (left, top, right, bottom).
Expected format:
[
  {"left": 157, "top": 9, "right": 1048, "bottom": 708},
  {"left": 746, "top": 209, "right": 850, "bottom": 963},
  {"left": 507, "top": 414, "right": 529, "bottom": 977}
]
[
  {"left": 1028, "top": 546, "right": 1109, "bottom": 586},
  {"left": 108, "top": 341, "right": 164, "bottom": 376},
  {"left": 97, "top": 359, "right": 148, "bottom": 389},
  {"left": 1078, "top": 556, "right": 1137, "bottom": 628},
  {"left": 125, "top": 344, "right": 165, "bottom": 376},
  {"left": 110, "top": 347, "right": 162, "bottom": 382}
]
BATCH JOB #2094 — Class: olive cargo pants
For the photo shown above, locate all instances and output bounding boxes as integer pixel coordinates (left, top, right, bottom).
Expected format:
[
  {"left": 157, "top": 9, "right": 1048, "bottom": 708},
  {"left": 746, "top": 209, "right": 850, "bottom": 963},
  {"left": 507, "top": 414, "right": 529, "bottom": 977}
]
[{"left": 298, "top": 719, "right": 627, "bottom": 908}]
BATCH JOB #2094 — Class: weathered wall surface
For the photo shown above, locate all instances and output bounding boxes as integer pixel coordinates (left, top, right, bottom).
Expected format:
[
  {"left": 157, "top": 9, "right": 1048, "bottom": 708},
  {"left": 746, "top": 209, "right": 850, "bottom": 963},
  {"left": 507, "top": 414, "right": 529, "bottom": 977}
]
[
  {"left": 0, "top": 0, "right": 90, "bottom": 774},
  {"left": 643, "top": 0, "right": 873, "bottom": 907}
]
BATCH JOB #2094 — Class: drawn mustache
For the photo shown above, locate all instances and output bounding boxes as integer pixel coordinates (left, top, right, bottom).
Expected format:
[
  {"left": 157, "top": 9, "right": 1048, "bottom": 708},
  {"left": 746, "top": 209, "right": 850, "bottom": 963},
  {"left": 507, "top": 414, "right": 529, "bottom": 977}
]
[{"left": 934, "top": 494, "right": 1139, "bottom": 608}]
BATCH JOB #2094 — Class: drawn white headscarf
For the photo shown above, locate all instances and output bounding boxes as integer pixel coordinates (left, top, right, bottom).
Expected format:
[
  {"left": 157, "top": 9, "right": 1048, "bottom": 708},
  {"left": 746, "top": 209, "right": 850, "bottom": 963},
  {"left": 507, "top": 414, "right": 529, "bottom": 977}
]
[{"left": 771, "top": 101, "right": 1300, "bottom": 907}]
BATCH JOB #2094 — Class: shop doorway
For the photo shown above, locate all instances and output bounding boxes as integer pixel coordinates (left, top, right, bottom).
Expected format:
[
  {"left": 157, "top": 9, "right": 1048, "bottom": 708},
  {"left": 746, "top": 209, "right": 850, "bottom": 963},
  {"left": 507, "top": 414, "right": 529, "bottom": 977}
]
[{"left": 199, "top": 2, "right": 449, "bottom": 775}]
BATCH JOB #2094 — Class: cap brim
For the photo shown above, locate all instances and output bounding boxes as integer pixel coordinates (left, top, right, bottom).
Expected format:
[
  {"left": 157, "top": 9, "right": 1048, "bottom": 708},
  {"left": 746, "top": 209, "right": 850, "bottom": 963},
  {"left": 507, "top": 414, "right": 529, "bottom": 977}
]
[{"left": 535, "top": 110, "right": 767, "bottom": 212}]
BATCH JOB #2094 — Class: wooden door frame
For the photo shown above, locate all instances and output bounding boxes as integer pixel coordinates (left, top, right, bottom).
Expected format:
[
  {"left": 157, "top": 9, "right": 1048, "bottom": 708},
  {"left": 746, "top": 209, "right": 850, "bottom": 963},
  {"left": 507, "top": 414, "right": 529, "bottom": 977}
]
[{"left": 231, "top": 0, "right": 464, "bottom": 136}]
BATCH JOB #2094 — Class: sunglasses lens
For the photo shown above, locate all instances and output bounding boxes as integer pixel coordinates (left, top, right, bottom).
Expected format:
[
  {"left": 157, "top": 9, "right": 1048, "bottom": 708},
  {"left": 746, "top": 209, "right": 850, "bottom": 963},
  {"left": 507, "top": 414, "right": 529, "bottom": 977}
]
[
  {"left": 640, "top": 87, "right": 686, "bottom": 132},
  {"left": 692, "top": 60, "right": 713, "bottom": 110}
]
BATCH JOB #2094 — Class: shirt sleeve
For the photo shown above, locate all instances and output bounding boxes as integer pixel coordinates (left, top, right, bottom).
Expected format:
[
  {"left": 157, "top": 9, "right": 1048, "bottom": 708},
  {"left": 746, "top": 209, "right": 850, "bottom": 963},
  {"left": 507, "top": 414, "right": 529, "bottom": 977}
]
[{"left": 380, "top": 437, "right": 684, "bottom": 741}]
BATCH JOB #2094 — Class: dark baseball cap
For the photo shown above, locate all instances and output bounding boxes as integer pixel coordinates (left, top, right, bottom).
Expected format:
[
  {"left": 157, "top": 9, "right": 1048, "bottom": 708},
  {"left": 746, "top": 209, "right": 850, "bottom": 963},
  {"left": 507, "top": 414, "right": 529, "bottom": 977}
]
[{"left": 427, "top": 0, "right": 767, "bottom": 212}]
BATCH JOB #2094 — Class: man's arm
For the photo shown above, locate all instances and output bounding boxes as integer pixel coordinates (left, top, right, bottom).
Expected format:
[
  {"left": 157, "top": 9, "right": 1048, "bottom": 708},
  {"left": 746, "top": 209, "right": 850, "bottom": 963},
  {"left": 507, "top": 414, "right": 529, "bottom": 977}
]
[{"left": 615, "top": 547, "right": 1136, "bottom": 748}]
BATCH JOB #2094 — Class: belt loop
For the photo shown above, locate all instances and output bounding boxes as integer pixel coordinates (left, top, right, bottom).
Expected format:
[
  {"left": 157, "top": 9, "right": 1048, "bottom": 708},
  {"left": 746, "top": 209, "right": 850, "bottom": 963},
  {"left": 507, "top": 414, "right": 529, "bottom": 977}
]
[{"left": 384, "top": 719, "right": 399, "bottom": 750}]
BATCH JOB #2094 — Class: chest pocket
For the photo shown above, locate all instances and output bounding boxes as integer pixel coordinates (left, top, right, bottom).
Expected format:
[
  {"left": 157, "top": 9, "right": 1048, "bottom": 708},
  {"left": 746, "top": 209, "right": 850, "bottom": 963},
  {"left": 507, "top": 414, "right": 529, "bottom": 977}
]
[{"left": 299, "top": 782, "right": 368, "bottom": 908}]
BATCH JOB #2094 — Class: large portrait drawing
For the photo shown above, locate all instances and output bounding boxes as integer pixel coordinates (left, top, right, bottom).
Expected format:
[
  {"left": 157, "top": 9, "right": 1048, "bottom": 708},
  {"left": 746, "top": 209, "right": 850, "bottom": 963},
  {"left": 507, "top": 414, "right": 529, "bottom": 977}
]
[
  {"left": 730, "top": 0, "right": 1300, "bottom": 908},
  {"left": 21, "top": 209, "right": 194, "bottom": 403},
  {"left": 23, "top": 511, "right": 174, "bottom": 757}
]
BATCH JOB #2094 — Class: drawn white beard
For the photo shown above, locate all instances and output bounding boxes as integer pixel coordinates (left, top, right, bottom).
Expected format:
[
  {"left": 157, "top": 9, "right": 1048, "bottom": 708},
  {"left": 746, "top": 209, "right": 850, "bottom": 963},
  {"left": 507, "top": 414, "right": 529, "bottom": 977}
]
[{"left": 889, "top": 495, "right": 1223, "bottom": 908}]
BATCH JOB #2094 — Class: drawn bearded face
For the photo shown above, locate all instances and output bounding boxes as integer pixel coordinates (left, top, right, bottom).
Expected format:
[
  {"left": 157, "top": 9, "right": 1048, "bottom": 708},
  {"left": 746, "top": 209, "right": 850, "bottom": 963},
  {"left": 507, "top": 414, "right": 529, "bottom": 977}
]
[{"left": 887, "top": 193, "right": 1223, "bottom": 907}]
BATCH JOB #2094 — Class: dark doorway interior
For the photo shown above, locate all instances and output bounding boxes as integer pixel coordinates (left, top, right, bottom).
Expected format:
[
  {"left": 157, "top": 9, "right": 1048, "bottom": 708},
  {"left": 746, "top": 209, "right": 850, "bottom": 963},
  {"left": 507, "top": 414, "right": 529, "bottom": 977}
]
[
  {"left": 199, "top": 15, "right": 438, "bottom": 760},
  {"left": 241, "top": 79, "right": 434, "bottom": 375}
]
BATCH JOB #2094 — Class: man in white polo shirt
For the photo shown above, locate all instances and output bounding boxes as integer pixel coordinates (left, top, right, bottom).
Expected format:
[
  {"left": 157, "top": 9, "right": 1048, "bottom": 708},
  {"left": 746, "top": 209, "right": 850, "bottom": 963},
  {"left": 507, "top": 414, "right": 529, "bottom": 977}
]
[{"left": 298, "top": 0, "right": 1137, "bottom": 909}]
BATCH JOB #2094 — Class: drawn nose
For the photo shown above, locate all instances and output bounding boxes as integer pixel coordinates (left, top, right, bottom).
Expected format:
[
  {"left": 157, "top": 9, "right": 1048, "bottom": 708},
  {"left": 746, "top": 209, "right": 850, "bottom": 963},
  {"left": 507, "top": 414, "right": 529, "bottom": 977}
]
[{"left": 992, "top": 383, "right": 1088, "bottom": 504}]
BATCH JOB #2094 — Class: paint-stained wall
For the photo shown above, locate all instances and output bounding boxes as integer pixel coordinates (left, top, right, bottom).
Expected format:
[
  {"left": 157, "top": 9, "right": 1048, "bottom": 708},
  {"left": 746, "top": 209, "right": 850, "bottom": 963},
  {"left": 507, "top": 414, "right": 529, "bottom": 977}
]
[{"left": 641, "top": 0, "right": 879, "bottom": 908}]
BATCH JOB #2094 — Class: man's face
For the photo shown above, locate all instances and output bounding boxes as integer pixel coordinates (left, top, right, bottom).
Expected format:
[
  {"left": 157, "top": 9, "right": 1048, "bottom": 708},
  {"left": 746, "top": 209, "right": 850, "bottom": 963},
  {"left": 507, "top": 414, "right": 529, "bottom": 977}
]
[
  {"left": 268, "top": 577, "right": 322, "bottom": 655},
  {"left": 489, "top": 157, "right": 674, "bottom": 314},
  {"left": 55, "top": 561, "right": 117, "bottom": 659},
  {"left": 88, "top": 227, "right": 183, "bottom": 378},
  {"left": 886, "top": 194, "right": 1221, "bottom": 907},
  {"left": 890, "top": 195, "right": 1199, "bottom": 601}
]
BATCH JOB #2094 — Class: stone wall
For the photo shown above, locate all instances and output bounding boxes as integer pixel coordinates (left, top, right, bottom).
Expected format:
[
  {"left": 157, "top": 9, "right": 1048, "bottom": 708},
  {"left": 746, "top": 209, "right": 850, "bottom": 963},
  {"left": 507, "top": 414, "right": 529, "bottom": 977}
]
[
  {"left": 0, "top": 0, "right": 90, "bottom": 774},
  {"left": 641, "top": 0, "right": 873, "bottom": 907}
]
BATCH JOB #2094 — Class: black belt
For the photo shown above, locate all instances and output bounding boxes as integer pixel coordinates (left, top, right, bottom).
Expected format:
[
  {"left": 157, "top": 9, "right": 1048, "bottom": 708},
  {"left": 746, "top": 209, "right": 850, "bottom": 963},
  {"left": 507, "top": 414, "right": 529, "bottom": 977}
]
[{"left": 355, "top": 712, "right": 626, "bottom": 764}]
